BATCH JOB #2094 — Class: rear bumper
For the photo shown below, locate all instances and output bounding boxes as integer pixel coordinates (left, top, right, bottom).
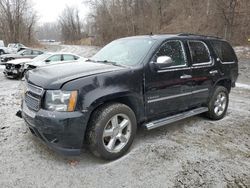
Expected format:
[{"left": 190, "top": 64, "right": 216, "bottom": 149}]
[{"left": 22, "top": 102, "right": 88, "bottom": 156}]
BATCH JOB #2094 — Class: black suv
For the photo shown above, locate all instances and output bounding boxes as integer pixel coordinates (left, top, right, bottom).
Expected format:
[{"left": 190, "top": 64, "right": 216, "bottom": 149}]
[{"left": 18, "top": 34, "right": 238, "bottom": 160}]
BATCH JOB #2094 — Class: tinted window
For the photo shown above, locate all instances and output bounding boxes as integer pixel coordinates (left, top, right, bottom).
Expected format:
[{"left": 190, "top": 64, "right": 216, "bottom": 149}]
[
  {"left": 63, "top": 55, "right": 75, "bottom": 61},
  {"left": 155, "top": 40, "right": 186, "bottom": 67},
  {"left": 211, "top": 41, "right": 237, "bottom": 62},
  {"left": 22, "top": 50, "right": 32, "bottom": 55},
  {"left": 47, "top": 55, "right": 61, "bottom": 62},
  {"left": 189, "top": 41, "right": 210, "bottom": 64},
  {"left": 33, "top": 50, "right": 42, "bottom": 55}
]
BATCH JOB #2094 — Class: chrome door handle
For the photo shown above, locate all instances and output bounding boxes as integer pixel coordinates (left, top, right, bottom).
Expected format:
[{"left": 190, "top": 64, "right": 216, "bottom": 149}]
[
  {"left": 209, "top": 70, "right": 218, "bottom": 75},
  {"left": 180, "top": 75, "right": 192, "bottom": 79}
]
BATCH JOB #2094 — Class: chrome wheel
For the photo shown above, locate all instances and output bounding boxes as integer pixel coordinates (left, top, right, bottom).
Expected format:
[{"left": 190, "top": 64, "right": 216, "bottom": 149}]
[
  {"left": 102, "top": 114, "right": 132, "bottom": 153},
  {"left": 214, "top": 92, "right": 227, "bottom": 116}
]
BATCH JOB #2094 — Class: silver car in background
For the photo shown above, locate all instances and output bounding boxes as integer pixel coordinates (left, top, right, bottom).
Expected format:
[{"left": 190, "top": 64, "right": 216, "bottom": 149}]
[{"left": 0, "top": 49, "right": 43, "bottom": 64}]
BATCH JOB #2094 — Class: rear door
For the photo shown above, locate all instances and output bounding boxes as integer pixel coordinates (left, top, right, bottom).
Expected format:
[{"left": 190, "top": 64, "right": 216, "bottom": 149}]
[
  {"left": 21, "top": 49, "right": 33, "bottom": 58},
  {"left": 188, "top": 40, "right": 218, "bottom": 108},
  {"left": 46, "top": 55, "right": 62, "bottom": 65},
  {"left": 32, "top": 50, "right": 43, "bottom": 58},
  {"left": 145, "top": 40, "right": 193, "bottom": 119}
]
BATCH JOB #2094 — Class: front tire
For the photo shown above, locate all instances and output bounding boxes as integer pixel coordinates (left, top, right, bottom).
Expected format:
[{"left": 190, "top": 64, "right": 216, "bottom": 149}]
[
  {"left": 86, "top": 103, "right": 137, "bottom": 160},
  {"left": 206, "top": 86, "right": 229, "bottom": 120}
]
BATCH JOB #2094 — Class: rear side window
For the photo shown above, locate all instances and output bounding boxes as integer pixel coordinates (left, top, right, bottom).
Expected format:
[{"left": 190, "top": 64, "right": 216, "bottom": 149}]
[
  {"left": 188, "top": 41, "right": 211, "bottom": 65},
  {"left": 32, "top": 50, "right": 42, "bottom": 55},
  {"left": 63, "top": 55, "right": 75, "bottom": 61},
  {"left": 22, "top": 50, "right": 32, "bottom": 55},
  {"left": 47, "top": 55, "right": 61, "bottom": 62},
  {"left": 211, "top": 41, "right": 237, "bottom": 62}
]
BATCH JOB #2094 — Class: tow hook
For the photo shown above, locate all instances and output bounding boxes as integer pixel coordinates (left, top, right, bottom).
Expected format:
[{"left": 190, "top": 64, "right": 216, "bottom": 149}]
[{"left": 16, "top": 110, "right": 22, "bottom": 118}]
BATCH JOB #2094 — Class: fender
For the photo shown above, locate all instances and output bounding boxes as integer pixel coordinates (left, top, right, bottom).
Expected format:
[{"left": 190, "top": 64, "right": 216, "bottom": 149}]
[{"left": 61, "top": 68, "right": 145, "bottom": 122}]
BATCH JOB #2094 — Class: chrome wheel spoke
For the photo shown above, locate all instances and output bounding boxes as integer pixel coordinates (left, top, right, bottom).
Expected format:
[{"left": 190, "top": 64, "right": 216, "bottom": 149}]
[
  {"left": 107, "top": 137, "right": 117, "bottom": 150},
  {"left": 215, "top": 100, "right": 220, "bottom": 106},
  {"left": 118, "top": 135, "right": 128, "bottom": 143},
  {"left": 111, "top": 115, "right": 119, "bottom": 128},
  {"left": 221, "top": 96, "right": 226, "bottom": 104},
  {"left": 214, "top": 106, "right": 219, "bottom": 114},
  {"left": 119, "top": 119, "right": 129, "bottom": 130},
  {"left": 103, "top": 129, "right": 114, "bottom": 137}
]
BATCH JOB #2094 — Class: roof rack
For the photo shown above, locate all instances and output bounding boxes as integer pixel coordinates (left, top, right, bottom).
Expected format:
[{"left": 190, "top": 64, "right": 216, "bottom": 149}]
[{"left": 178, "top": 33, "right": 222, "bottom": 39}]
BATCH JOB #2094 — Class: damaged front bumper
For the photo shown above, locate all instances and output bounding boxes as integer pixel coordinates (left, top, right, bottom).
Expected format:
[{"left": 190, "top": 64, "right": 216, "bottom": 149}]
[
  {"left": 19, "top": 102, "right": 88, "bottom": 156},
  {"left": 3, "top": 67, "right": 22, "bottom": 78}
]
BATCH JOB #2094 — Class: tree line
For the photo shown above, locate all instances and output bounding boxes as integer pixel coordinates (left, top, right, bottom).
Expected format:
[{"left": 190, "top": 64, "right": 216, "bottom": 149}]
[
  {"left": 1, "top": 0, "right": 249, "bottom": 46},
  {"left": 84, "top": 0, "right": 250, "bottom": 45},
  {"left": 0, "top": 0, "right": 37, "bottom": 45}
]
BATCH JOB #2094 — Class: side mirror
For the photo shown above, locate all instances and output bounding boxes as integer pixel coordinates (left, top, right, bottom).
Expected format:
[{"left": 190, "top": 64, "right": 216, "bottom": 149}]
[
  {"left": 154, "top": 56, "right": 173, "bottom": 70},
  {"left": 45, "top": 59, "right": 51, "bottom": 63}
]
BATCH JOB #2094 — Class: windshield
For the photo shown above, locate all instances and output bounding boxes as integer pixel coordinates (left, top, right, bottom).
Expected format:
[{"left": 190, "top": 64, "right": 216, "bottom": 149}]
[
  {"left": 31, "top": 53, "right": 52, "bottom": 63},
  {"left": 92, "top": 38, "right": 156, "bottom": 66}
]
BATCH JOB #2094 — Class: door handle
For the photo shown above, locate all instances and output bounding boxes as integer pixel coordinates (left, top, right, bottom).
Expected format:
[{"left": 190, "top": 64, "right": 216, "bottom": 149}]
[
  {"left": 180, "top": 74, "right": 192, "bottom": 79},
  {"left": 209, "top": 70, "right": 218, "bottom": 75}
]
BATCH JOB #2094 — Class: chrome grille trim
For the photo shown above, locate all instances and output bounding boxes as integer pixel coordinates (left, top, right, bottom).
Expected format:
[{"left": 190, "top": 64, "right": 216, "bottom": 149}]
[
  {"left": 25, "top": 93, "right": 40, "bottom": 111},
  {"left": 24, "top": 83, "right": 44, "bottom": 111},
  {"left": 27, "top": 83, "right": 44, "bottom": 96}
]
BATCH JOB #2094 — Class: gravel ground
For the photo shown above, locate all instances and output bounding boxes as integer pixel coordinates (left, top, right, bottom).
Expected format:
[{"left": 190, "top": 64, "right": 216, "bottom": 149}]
[{"left": 0, "top": 44, "right": 249, "bottom": 188}]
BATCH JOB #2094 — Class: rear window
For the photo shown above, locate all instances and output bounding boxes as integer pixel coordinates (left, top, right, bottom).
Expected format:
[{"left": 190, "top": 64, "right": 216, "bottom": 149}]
[
  {"left": 188, "top": 41, "right": 211, "bottom": 65},
  {"left": 211, "top": 41, "right": 237, "bottom": 62}
]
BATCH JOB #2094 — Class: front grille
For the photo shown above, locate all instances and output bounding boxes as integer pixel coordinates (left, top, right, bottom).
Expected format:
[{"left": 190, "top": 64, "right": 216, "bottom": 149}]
[
  {"left": 24, "top": 83, "right": 44, "bottom": 111},
  {"left": 25, "top": 93, "right": 40, "bottom": 111}
]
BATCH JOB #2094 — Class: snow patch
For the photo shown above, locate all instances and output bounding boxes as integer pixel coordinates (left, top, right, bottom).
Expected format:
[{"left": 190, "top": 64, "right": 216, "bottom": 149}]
[{"left": 236, "top": 83, "right": 250, "bottom": 90}]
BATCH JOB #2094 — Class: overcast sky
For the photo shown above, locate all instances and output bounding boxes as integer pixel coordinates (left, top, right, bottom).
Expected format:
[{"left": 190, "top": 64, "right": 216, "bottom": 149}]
[{"left": 33, "top": 0, "right": 89, "bottom": 24}]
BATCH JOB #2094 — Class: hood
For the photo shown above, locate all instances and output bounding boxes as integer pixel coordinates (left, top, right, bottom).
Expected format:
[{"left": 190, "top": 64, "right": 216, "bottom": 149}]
[
  {"left": 6, "top": 58, "right": 32, "bottom": 65},
  {"left": 26, "top": 60, "right": 45, "bottom": 67},
  {"left": 27, "top": 61, "right": 125, "bottom": 89},
  {"left": 1, "top": 53, "right": 18, "bottom": 58}
]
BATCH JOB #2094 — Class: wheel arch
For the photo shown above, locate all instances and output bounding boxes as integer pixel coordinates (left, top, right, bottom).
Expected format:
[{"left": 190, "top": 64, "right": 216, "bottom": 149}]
[
  {"left": 213, "top": 78, "right": 232, "bottom": 93},
  {"left": 86, "top": 93, "right": 144, "bottom": 125}
]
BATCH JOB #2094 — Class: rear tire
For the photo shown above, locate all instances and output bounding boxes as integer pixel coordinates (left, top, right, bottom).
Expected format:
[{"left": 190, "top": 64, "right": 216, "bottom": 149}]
[
  {"left": 86, "top": 103, "right": 137, "bottom": 160},
  {"left": 206, "top": 86, "right": 229, "bottom": 120}
]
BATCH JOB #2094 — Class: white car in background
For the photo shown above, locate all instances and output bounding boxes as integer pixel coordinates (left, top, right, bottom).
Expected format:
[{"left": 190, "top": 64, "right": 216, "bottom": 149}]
[
  {"left": 0, "top": 42, "right": 27, "bottom": 55},
  {"left": 0, "top": 40, "right": 7, "bottom": 55},
  {"left": 3, "top": 52, "right": 83, "bottom": 79},
  {"left": 24, "top": 52, "right": 82, "bottom": 71}
]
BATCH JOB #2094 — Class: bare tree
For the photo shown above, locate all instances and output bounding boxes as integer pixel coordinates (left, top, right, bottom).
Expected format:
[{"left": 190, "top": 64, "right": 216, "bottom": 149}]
[
  {"left": 58, "top": 6, "right": 82, "bottom": 43},
  {"left": 216, "top": 0, "right": 238, "bottom": 40},
  {"left": 82, "top": 0, "right": 250, "bottom": 45},
  {"left": 0, "top": 0, "right": 37, "bottom": 44}
]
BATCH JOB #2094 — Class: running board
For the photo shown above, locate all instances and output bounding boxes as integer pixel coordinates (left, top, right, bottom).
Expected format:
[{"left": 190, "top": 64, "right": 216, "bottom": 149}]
[{"left": 144, "top": 107, "right": 208, "bottom": 130}]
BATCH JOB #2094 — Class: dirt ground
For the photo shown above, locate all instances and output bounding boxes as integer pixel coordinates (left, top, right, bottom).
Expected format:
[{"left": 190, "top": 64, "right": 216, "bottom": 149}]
[{"left": 0, "top": 44, "right": 249, "bottom": 188}]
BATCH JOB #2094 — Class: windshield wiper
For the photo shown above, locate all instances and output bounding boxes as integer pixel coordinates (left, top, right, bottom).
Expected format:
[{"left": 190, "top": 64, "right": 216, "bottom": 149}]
[
  {"left": 85, "top": 58, "right": 96, "bottom": 62},
  {"left": 86, "top": 59, "right": 127, "bottom": 67},
  {"left": 95, "top": 60, "right": 127, "bottom": 67}
]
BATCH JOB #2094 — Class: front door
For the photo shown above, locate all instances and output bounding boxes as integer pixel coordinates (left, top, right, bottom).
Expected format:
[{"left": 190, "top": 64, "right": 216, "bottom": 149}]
[{"left": 145, "top": 40, "right": 193, "bottom": 119}]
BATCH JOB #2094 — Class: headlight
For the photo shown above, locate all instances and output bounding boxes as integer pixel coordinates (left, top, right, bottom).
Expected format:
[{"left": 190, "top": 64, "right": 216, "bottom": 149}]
[{"left": 45, "top": 90, "right": 78, "bottom": 112}]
